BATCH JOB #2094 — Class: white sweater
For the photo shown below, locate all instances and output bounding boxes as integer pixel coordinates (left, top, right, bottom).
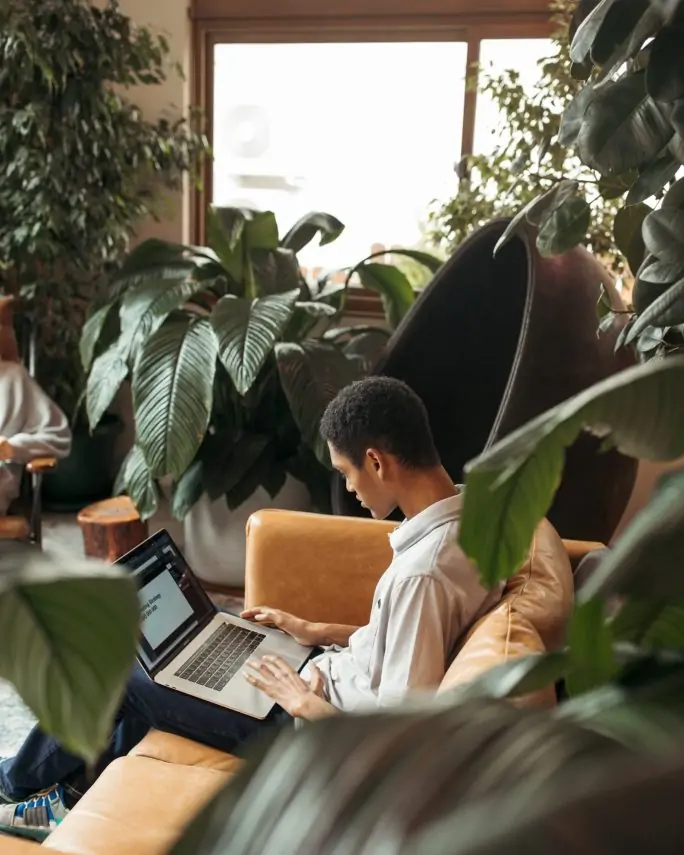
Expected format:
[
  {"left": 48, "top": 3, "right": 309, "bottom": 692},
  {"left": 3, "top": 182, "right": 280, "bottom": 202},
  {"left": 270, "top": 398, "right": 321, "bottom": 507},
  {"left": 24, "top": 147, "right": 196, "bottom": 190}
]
[{"left": 0, "top": 361, "right": 71, "bottom": 514}]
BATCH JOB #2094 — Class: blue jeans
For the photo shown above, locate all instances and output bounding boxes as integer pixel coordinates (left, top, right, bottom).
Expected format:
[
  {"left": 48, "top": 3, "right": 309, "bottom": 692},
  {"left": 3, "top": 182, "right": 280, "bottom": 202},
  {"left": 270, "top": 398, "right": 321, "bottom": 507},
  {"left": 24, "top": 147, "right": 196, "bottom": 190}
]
[{"left": 0, "top": 663, "right": 290, "bottom": 803}]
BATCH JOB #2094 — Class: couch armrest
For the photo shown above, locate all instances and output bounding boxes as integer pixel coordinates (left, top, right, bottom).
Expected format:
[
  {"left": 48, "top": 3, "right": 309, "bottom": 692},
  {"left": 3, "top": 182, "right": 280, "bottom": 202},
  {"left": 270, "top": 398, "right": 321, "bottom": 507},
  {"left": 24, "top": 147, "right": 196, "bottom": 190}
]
[
  {"left": 0, "top": 836, "right": 42, "bottom": 852},
  {"left": 25, "top": 457, "right": 57, "bottom": 474},
  {"left": 244, "top": 509, "right": 394, "bottom": 626},
  {"left": 562, "top": 539, "right": 606, "bottom": 571}
]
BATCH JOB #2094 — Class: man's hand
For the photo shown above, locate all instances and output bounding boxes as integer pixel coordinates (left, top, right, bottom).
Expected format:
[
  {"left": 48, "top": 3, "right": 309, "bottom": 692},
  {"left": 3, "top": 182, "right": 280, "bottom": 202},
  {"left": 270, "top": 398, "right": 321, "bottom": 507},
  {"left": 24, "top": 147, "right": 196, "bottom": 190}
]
[
  {"left": 243, "top": 656, "right": 335, "bottom": 720},
  {"left": 240, "top": 607, "right": 321, "bottom": 646},
  {"left": 0, "top": 437, "right": 15, "bottom": 461}
]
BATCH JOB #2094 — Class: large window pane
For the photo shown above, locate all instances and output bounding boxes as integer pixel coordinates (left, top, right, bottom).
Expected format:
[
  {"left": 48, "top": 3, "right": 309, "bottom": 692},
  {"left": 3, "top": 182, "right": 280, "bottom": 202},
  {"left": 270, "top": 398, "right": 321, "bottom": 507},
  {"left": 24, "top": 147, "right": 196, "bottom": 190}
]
[
  {"left": 213, "top": 42, "right": 467, "bottom": 271},
  {"left": 473, "top": 38, "right": 553, "bottom": 155}
]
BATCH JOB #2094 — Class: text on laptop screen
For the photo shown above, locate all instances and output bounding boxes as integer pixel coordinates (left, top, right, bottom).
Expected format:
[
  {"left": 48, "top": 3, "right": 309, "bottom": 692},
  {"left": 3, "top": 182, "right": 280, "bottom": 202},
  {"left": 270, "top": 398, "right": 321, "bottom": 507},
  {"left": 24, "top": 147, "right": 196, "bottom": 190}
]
[{"left": 119, "top": 534, "right": 214, "bottom": 672}]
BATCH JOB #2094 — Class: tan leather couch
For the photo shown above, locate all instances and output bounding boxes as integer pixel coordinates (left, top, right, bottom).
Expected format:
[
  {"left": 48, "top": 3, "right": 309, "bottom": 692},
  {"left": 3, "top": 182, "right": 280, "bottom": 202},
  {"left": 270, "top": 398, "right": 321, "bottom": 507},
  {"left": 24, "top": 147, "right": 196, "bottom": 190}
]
[{"left": 0, "top": 510, "right": 600, "bottom": 855}]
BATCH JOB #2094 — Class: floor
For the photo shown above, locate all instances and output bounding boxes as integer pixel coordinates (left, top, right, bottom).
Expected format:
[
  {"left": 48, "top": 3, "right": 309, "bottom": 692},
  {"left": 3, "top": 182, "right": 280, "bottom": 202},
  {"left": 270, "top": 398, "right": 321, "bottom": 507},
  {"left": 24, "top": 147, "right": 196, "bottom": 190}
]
[{"left": 0, "top": 514, "right": 244, "bottom": 760}]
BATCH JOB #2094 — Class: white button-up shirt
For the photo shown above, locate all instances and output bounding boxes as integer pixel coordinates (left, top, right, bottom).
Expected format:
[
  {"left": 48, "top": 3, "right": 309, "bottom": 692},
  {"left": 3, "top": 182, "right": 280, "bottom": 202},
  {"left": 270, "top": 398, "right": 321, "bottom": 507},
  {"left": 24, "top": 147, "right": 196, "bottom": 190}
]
[{"left": 308, "top": 489, "right": 502, "bottom": 712}]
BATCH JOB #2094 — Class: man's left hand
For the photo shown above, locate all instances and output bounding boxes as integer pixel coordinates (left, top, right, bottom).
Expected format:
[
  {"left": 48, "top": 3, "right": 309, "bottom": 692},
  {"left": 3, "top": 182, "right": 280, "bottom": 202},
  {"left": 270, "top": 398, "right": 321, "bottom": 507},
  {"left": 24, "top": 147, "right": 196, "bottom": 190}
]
[
  {"left": 0, "top": 437, "right": 15, "bottom": 461},
  {"left": 243, "top": 655, "right": 334, "bottom": 720}
]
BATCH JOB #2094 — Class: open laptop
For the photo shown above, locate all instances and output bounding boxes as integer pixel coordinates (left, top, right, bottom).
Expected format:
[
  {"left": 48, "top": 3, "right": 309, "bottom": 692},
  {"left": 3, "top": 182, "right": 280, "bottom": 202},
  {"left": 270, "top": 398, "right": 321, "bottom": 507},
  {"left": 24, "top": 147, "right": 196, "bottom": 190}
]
[{"left": 115, "top": 529, "right": 312, "bottom": 719}]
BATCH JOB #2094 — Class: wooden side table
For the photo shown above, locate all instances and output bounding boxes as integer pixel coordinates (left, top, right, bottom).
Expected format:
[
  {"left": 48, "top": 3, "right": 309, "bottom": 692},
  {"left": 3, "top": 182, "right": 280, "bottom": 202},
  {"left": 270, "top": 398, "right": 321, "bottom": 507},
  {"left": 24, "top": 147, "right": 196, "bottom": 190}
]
[{"left": 77, "top": 496, "right": 149, "bottom": 562}]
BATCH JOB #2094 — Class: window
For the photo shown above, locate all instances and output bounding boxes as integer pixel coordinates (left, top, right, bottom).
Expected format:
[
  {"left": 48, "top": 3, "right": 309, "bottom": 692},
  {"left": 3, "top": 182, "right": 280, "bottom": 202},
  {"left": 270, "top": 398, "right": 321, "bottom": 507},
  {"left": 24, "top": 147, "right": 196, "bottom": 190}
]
[
  {"left": 213, "top": 41, "right": 468, "bottom": 272},
  {"left": 192, "top": 2, "right": 554, "bottom": 311},
  {"left": 473, "top": 38, "right": 554, "bottom": 155}
]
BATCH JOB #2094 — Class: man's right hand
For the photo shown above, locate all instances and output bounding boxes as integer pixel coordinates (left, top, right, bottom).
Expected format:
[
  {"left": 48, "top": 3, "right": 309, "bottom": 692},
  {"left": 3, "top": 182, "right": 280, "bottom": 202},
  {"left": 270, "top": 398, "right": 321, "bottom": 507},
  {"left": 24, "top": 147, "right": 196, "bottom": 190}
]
[{"left": 240, "top": 607, "right": 322, "bottom": 646}]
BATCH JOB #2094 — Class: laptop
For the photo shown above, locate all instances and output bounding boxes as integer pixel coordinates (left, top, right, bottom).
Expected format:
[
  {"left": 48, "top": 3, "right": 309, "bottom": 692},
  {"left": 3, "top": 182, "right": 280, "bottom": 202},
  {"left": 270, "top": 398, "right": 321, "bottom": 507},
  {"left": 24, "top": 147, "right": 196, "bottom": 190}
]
[{"left": 115, "top": 529, "right": 312, "bottom": 719}]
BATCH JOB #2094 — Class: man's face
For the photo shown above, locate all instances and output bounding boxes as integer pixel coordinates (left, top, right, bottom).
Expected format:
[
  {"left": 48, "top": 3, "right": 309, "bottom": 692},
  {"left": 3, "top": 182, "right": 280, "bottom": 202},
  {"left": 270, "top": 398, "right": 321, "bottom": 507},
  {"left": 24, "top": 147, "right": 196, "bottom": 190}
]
[{"left": 328, "top": 443, "right": 396, "bottom": 520}]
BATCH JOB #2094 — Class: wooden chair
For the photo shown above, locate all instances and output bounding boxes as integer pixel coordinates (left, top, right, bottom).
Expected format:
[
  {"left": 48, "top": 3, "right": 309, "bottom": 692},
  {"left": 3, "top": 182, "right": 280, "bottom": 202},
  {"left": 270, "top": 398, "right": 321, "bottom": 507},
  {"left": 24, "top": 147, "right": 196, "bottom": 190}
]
[{"left": 0, "top": 296, "right": 58, "bottom": 548}]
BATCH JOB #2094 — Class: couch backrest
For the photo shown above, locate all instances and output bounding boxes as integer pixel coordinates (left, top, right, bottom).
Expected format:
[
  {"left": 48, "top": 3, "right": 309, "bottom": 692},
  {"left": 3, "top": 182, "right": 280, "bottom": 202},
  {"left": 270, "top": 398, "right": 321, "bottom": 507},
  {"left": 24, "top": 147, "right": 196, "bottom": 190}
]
[{"left": 438, "top": 518, "right": 573, "bottom": 706}]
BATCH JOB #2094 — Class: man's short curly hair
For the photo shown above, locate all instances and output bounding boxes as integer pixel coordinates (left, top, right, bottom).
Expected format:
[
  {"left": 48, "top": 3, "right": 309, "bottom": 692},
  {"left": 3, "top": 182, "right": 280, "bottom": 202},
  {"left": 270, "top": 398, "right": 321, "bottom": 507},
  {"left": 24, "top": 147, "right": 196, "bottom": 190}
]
[{"left": 320, "top": 376, "right": 440, "bottom": 470}]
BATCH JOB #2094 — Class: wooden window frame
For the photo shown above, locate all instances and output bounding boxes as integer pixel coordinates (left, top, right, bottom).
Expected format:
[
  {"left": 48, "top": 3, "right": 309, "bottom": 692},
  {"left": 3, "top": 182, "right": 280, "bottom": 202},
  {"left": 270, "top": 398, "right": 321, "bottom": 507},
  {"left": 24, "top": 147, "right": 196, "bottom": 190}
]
[{"left": 190, "top": 4, "right": 553, "bottom": 316}]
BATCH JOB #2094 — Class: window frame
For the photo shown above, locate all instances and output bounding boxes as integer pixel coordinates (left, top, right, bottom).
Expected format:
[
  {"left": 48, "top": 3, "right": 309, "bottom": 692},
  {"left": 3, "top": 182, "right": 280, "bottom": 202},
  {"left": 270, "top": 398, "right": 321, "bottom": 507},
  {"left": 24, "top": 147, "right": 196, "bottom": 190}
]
[{"left": 190, "top": 4, "right": 554, "bottom": 315}]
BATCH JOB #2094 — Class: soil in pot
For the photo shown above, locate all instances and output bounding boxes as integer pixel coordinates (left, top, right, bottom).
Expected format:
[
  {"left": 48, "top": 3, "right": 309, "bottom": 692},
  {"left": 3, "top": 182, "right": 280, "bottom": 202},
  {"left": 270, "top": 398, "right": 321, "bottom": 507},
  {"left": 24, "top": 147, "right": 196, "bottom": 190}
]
[{"left": 43, "top": 413, "right": 123, "bottom": 513}]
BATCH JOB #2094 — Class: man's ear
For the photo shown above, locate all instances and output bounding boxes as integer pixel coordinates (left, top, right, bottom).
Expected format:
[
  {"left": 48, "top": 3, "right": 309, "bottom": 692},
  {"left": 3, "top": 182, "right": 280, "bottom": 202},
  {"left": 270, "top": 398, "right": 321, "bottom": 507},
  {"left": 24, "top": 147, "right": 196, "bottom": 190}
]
[{"left": 366, "top": 448, "right": 382, "bottom": 472}]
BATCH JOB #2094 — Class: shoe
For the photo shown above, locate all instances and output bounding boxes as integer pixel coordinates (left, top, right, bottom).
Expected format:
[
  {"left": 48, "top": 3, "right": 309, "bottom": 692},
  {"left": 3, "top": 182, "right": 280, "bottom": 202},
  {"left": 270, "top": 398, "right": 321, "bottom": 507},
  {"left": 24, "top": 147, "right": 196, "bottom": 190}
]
[{"left": 0, "top": 785, "right": 68, "bottom": 840}]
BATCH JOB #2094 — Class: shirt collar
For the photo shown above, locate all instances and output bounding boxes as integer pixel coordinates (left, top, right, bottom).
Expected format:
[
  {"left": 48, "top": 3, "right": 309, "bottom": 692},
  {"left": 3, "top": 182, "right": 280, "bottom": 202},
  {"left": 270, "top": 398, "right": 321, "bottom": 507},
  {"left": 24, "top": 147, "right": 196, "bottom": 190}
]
[{"left": 389, "top": 486, "right": 463, "bottom": 554}]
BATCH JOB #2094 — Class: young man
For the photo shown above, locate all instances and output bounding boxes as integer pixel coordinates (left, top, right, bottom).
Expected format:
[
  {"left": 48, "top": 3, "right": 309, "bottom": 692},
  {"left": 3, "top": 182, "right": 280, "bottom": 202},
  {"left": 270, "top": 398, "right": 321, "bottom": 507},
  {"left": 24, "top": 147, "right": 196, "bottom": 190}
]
[{"left": 0, "top": 377, "right": 501, "bottom": 833}]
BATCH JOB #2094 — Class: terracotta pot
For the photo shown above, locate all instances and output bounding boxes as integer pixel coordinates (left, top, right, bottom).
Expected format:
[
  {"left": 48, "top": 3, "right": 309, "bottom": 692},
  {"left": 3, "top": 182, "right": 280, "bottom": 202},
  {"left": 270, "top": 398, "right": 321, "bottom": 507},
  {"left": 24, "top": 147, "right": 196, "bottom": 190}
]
[{"left": 333, "top": 220, "right": 637, "bottom": 545}]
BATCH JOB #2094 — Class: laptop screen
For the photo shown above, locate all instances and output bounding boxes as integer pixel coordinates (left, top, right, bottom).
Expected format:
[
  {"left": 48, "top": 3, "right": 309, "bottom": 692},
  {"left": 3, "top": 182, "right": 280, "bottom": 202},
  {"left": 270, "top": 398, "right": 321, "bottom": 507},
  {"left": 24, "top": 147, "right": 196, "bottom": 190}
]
[{"left": 116, "top": 530, "right": 215, "bottom": 673}]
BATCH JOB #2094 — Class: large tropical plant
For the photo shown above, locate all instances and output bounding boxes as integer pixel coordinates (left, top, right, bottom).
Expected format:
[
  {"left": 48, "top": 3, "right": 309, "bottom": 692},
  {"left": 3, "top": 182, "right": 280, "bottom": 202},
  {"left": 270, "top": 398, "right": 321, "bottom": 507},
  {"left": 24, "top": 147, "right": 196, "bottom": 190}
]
[
  {"left": 0, "top": 0, "right": 207, "bottom": 421},
  {"left": 82, "top": 207, "right": 441, "bottom": 519}
]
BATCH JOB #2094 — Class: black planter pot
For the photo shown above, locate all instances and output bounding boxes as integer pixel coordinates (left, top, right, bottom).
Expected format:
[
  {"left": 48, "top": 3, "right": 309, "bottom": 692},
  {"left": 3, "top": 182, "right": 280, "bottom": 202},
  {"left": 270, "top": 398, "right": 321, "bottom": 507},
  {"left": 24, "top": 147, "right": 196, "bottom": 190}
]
[
  {"left": 332, "top": 219, "right": 638, "bottom": 545},
  {"left": 43, "top": 413, "right": 124, "bottom": 513}
]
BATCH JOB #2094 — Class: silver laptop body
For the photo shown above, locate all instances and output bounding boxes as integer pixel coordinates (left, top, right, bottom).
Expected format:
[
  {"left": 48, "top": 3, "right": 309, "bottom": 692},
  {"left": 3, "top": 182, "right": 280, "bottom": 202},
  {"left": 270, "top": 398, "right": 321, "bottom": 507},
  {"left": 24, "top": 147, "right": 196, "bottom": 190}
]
[{"left": 116, "top": 529, "right": 312, "bottom": 720}]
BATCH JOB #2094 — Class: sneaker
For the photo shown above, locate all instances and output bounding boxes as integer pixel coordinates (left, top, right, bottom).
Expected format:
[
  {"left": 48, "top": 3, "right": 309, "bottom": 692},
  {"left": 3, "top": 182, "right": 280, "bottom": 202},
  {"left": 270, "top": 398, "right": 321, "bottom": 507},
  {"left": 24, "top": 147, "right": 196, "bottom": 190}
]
[{"left": 0, "top": 785, "right": 68, "bottom": 840}]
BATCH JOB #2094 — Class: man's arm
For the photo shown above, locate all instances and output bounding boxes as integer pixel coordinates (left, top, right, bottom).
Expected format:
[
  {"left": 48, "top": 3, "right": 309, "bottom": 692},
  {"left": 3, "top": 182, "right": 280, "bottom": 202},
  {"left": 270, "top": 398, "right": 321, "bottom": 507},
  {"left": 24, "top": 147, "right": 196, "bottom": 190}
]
[{"left": 241, "top": 607, "right": 359, "bottom": 648}]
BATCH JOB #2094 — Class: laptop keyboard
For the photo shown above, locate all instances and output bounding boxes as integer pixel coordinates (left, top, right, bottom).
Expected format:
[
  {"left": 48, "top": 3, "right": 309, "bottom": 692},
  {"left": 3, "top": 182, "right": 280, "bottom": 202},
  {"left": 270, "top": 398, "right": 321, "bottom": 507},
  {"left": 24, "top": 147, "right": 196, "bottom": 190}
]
[{"left": 175, "top": 623, "right": 265, "bottom": 692}]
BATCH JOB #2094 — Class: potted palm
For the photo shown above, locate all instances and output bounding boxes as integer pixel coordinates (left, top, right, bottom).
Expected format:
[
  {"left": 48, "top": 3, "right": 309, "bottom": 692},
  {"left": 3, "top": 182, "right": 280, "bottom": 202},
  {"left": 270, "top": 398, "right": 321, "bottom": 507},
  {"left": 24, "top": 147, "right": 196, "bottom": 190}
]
[{"left": 82, "top": 206, "right": 441, "bottom": 583}]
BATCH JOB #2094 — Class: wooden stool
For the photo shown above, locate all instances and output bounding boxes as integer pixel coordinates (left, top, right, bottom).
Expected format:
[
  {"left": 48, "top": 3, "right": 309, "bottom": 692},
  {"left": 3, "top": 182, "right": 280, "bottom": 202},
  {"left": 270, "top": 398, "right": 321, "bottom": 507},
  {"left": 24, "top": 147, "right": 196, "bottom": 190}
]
[{"left": 77, "top": 496, "right": 149, "bottom": 562}]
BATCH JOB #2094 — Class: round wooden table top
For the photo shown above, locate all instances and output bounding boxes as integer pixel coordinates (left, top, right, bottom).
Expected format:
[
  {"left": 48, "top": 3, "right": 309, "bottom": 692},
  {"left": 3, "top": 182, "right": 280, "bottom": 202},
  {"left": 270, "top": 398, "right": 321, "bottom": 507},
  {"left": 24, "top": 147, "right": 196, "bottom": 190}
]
[{"left": 77, "top": 495, "right": 141, "bottom": 526}]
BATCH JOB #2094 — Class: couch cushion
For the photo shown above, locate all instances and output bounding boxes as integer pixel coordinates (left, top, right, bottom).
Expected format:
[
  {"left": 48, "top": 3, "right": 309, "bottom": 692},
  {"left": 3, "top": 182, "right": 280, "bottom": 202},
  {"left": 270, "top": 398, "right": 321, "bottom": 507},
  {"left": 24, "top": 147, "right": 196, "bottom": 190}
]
[
  {"left": 43, "top": 757, "right": 233, "bottom": 855},
  {"left": 501, "top": 518, "right": 574, "bottom": 652},
  {"left": 438, "top": 602, "right": 556, "bottom": 709},
  {"left": 130, "top": 730, "right": 243, "bottom": 774}
]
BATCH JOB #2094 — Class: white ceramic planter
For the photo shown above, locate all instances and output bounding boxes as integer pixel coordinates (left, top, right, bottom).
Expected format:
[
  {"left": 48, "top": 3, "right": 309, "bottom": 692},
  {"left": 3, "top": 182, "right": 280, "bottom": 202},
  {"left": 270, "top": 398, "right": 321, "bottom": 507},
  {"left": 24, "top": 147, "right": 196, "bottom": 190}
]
[{"left": 183, "top": 475, "right": 311, "bottom": 587}]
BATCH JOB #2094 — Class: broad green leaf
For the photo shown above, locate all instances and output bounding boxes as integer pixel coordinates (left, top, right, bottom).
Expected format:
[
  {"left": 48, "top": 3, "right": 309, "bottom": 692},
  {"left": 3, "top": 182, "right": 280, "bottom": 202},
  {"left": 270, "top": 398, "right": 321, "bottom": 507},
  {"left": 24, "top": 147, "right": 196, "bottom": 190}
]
[
  {"left": 275, "top": 342, "right": 364, "bottom": 464},
  {"left": 170, "top": 460, "right": 204, "bottom": 520},
  {"left": 637, "top": 254, "right": 684, "bottom": 285},
  {"left": 625, "top": 156, "right": 678, "bottom": 205},
  {"left": 626, "top": 276, "right": 684, "bottom": 342},
  {"left": 211, "top": 291, "right": 298, "bottom": 395},
  {"left": 445, "top": 650, "right": 568, "bottom": 703},
  {"left": 558, "top": 87, "right": 597, "bottom": 146},
  {"left": 582, "top": 469, "right": 684, "bottom": 602},
  {"left": 611, "top": 600, "right": 684, "bottom": 650},
  {"left": 244, "top": 211, "right": 279, "bottom": 250},
  {"left": 223, "top": 439, "right": 275, "bottom": 511},
  {"left": 642, "top": 207, "right": 684, "bottom": 265},
  {"left": 111, "top": 239, "right": 196, "bottom": 295},
  {"left": 663, "top": 175, "right": 684, "bottom": 208},
  {"left": 494, "top": 180, "right": 579, "bottom": 255},
  {"left": 206, "top": 207, "right": 244, "bottom": 281},
  {"left": 565, "top": 599, "right": 619, "bottom": 696},
  {"left": 536, "top": 195, "right": 591, "bottom": 257},
  {"left": 598, "top": 170, "right": 637, "bottom": 200},
  {"left": 119, "top": 277, "right": 208, "bottom": 346},
  {"left": 589, "top": 0, "right": 650, "bottom": 66},
  {"left": 201, "top": 432, "right": 270, "bottom": 502},
  {"left": 133, "top": 318, "right": 218, "bottom": 479},
  {"left": 294, "top": 301, "right": 338, "bottom": 318},
  {"left": 280, "top": 211, "right": 345, "bottom": 253},
  {"left": 0, "top": 550, "right": 139, "bottom": 764},
  {"left": 614, "top": 203, "right": 650, "bottom": 274},
  {"left": 80, "top": 301, "right": 116, "bottom": 371},
  {"left": 646, "top": 23, "right": 684, "bottom": 103},
  {"left": 251, "top": 248, "right": 301, "bottom": 296},
  {"left": 569, "top": 0, "right": 617, "bottom": 63},
  {"left": 86, "top": 344, "right": 129, "bottom": 431},
  {"left": 577, "top": 73, "right": 673, "bottom": 175},
  {"left": 342, "top": 329, "right": 391, "bottom": 371},
  {"left": 356, "top": 263, "right": 415, "bottom": 329},
  {"left": 113, "top": 444, "right": 159, "bottom": 521},
  {"left": 460, "top": 357, "right": 684, "bottom": 586},
  {"left": 354, "top": 247, "right": 443, "bottom": 275}
]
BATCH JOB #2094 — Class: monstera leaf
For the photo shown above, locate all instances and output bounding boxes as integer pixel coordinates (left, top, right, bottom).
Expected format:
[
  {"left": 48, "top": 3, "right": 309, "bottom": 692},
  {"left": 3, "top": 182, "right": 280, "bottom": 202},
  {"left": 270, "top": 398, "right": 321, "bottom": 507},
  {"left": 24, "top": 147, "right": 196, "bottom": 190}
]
[
  {"left": 210, "top": 291, "right": 298, "bottom": 395},
  {"left": 459, "top": 357, "right": 684, "bottom": 587},
  {"left": 275, "top": 342, "right": 364, "bottom": 464},
  {"left": 0, "top": 550, "right": 139, "bottom": 764},
  {"left": 133, "top": 318, "right": 218, "bottom": 480}
]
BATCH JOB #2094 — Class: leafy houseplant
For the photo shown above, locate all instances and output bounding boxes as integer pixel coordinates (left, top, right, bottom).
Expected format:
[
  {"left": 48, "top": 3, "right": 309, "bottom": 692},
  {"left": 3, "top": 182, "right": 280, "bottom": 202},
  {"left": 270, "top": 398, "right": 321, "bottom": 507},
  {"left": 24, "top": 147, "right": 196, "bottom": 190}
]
[
  {"left": 82, "top": 207, "right": 441, "bottom": 521},
  {"left": 0, "top": 0, "right": 207, "bottom": 508},
  {"left": 426, "top": 0, "right": 627, "bottom": 275}
]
